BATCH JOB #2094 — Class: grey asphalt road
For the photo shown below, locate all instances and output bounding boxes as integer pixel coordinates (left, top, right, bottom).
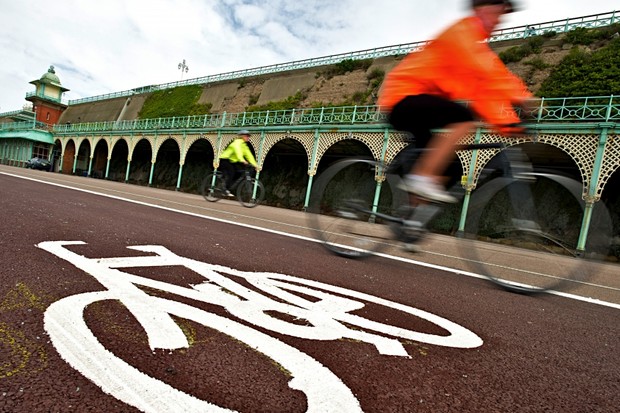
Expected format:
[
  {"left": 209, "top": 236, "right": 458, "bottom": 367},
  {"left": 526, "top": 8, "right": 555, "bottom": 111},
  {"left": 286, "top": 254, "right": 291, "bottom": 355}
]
[{"left": 1, "top": 164, "right": 618, "bottom": 413}]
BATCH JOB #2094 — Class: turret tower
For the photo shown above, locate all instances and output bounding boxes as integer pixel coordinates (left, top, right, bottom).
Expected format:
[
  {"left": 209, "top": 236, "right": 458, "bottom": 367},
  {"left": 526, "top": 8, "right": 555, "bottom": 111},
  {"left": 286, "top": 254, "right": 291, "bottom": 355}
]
[{"left": 25, "top": 65, "right": 69, "bottom": 125}]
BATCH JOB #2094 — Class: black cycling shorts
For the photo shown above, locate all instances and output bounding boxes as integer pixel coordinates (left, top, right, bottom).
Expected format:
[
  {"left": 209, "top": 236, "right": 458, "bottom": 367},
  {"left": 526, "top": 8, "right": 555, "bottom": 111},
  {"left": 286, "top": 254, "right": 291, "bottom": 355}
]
[{"left": 388, "top": 94, "right": 475, "bottom": 147}]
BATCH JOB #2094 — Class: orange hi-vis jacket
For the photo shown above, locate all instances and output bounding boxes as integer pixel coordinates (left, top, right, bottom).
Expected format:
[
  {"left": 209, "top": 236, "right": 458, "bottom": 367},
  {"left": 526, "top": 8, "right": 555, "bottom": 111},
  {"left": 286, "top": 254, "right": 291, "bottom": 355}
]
[{"left": 378, "top": 15, "right": 533, "bottom": 128}]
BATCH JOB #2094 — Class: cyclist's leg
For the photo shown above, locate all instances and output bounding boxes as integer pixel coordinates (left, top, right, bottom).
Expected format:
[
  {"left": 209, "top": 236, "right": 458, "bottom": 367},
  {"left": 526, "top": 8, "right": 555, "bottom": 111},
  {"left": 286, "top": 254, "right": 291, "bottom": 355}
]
[
  {"left": 231, "top": 163, "right": 245, "bottom": 188},
  {"left": 389, "top": 95, "right": 475, "bottom": 202},
  {"left": 219, "top": 159, "right": 235, "bottom": 193}
]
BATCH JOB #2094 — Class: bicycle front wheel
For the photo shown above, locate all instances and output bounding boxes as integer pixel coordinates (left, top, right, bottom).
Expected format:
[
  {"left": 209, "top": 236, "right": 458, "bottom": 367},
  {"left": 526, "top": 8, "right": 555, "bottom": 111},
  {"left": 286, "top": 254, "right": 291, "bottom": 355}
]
[
  {"left": 461, "top": 173, "right": 613, "bottom": 294},
  {"left": 307, "top": 159, "right": 406, "bottom": 258},
  {"left": 237, "top": 178, "right": 265, "bottom": 208},
  {"left": 200, "top": 173, "right": 222, "bottom": 202}
]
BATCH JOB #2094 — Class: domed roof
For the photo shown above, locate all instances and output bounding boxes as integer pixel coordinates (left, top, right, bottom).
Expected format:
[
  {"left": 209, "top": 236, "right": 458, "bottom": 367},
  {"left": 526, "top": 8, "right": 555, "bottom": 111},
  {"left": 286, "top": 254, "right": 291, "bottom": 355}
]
[{"left": 40, "top": 65, "right": 61, "bottom": 85}]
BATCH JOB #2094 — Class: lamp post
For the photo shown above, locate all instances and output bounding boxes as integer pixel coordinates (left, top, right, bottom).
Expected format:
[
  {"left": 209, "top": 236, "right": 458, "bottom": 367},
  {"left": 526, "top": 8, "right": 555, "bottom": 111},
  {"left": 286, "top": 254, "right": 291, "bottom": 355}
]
[{"left": 178, "top": 59, "right": 189, "bottom": 80}]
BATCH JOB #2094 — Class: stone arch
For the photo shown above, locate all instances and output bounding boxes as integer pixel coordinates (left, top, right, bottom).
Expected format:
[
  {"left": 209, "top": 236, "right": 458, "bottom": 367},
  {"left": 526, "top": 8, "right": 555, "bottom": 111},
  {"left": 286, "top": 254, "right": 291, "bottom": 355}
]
[
  {"left": 75, "top": 138, "right": 92, "bottom": 175},
  {"left": 311, "top": 132, "right": 380, "bottom": 176},
  {"left": 455, "top": 131, "right": 595, "bottom": 195},
  {"left": 92, "top": 137, "right": 109, "bottom": 178},
  {"left": 182, "top": 135, "right": 216, "bottom": 192},
  {"left": 181, "top": 133, "right": 218, "bottom": 166},
  {"left": 152, "top": 137, "right": 181, "bottom": 189},
  {"left": 109, "top": 138, "right": 130, "bottom": 181},
  {"left": 596, "top": 132, "right": 620, "bottom": 201},
  {"left": 153, "top": 134, "right": 183, "bottom": 163},
  {"left": 259, "top": 132, "right": 313, "bottom": 170},
  {"left": 261, "top": 137, "right": 309, "bottom": 210},
  {"left": 128, "top": 135, "right": 154, "bottom": 162},
  {"left": 128, "top": 138, "right": 153, "bottom": 185},
  {"left": 61, "top": 138, "right": 76, "bottom": 174}
]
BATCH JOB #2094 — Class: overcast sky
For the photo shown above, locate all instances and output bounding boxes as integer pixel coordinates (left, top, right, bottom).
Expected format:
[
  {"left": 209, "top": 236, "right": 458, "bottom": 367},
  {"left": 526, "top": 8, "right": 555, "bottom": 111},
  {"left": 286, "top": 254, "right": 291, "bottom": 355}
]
[{"left": 0, "top": 0, "right": 617, "bottom": 113}]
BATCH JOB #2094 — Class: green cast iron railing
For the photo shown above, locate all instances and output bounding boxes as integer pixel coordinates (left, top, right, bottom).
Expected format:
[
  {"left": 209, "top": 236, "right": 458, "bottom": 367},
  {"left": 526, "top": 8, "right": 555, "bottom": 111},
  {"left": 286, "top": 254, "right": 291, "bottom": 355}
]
[{"left": 41, "top": 95, "right": 619, "bottom": 134}]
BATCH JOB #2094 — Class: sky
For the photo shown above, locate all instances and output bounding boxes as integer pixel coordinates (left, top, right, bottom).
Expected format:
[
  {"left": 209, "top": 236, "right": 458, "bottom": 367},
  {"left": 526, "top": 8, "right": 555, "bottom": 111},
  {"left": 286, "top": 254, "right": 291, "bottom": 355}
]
[{"left": 0, "top": 0, "right": 617, "bottom": 113}]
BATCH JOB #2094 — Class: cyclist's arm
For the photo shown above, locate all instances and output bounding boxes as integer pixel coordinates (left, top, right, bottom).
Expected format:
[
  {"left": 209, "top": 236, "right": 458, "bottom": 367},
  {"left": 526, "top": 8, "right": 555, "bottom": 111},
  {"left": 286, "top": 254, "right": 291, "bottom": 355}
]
[{"left": 241, "top": 144, "right": 258, "bottom": 167}]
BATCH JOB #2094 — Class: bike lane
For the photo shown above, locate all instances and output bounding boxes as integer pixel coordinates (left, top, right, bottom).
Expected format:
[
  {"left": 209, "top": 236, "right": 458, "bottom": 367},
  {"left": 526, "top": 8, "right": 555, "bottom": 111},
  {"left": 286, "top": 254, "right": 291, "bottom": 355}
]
[{"left": 1, "top": 171, "right": 618, "bottom": 412}]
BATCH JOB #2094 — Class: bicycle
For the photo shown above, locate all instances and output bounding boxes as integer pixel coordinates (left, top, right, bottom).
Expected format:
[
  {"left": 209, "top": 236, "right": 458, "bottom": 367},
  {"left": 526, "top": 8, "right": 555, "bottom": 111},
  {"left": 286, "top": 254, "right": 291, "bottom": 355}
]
[
  {"left": 307, "top": 140, "right": 614, "bottom": 295},
  {"left": 200, "top": 166, "right": 265, "bottom": 208}
]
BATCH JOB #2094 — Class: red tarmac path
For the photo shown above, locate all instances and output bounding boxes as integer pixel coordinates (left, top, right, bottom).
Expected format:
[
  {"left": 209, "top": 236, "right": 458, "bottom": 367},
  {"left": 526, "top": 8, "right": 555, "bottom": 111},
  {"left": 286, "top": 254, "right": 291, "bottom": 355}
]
[{"left": 0, "top": 164, "right": 618, "bottom": 412}]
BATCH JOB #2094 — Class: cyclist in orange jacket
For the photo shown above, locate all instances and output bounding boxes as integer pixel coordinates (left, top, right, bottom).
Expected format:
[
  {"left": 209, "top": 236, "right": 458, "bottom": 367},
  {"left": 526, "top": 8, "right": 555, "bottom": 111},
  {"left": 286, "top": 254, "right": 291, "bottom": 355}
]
[{"left": 378, "top": 0, "right": 534, "bottom": 203}]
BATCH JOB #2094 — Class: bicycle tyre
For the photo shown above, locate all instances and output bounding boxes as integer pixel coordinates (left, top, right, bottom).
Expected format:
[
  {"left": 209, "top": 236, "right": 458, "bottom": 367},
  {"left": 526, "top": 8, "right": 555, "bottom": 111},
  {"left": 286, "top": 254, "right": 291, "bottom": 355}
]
[
  {"left": 200, "top": 173, "right": 222, "bottom": 202},
  {"left": 307, "top": 158, "right": 407, "bottom": 258},
  {"left": 460, "top": 173, "right": 613, "bottom": 294},
  {"left": 237, "top": 178, "right": 265, "bottom": 208}
]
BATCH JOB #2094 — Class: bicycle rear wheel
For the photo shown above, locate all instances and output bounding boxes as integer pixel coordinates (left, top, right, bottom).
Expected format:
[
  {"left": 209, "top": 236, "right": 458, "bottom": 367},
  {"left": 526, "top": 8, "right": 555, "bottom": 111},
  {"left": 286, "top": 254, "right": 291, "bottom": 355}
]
[
  {"left": 237, "top": 178, "right": 265, "bottom": 208},
  {"left": 200, "top": 173, "right": 222, "bottom": 202},
  {"left": 307, "top": 159, "right": 407, "bottom": 258},
  {"left": 461, "top": 173, "right": 613, "bottom": 294}
]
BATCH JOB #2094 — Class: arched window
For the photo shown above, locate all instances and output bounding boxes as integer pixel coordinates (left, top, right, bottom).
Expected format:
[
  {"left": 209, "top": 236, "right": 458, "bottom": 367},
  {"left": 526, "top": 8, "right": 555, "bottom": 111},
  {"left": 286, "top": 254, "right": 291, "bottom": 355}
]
[{"left": 46, "top": 112, "right": 51, "bottom": 121}]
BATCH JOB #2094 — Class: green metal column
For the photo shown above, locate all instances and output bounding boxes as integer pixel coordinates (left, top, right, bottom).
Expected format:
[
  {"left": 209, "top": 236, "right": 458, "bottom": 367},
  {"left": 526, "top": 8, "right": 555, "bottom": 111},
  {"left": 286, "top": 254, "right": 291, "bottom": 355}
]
[
  {"left": 148, "top": 161, "right": 155, "bottom": 186},
  {"left": 176, "top": 133, "right": 188, "bottom": 191},
  {"left": 253, "top": 130, "right": 267, "bottom": 196},
  {"left": 369, "top": 128, "right": 392, "bottom": 222},
  {"left": 457, "top": 127, "right": 483, "bottom": 236},
  {"left": 72, "top": 152, "right": 78, "bottom": 174},
  {"left": 125, "top": 158, "right": 131, "bottom": 182},
  {"left": 303, "top": 129, "right": 321, "bottom": 211},
  {"left": 88, "top": 156, "right": 94, "bottom": 177},
  {"left": 576, "top": 126, "right": 609, "bottom": 252},
  {"left": 176, "top": 164, "right": 184, "bottom": 190},
  {"left": 105, "top": 158, "right": 111, "bottom": 179}
]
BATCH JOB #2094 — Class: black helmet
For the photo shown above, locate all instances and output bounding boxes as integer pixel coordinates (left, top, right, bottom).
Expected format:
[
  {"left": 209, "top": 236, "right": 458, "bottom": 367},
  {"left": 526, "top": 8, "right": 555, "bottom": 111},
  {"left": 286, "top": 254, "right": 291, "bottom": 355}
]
[{"left": 472, "top": 0, "right": 519, "bottom": 13}]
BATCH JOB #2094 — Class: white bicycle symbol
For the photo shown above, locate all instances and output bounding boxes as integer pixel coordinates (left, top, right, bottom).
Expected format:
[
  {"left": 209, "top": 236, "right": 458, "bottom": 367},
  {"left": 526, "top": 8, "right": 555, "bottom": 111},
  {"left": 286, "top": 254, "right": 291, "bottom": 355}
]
[{"left": 38, "top": 241, "right": 482, "bottom": 412}]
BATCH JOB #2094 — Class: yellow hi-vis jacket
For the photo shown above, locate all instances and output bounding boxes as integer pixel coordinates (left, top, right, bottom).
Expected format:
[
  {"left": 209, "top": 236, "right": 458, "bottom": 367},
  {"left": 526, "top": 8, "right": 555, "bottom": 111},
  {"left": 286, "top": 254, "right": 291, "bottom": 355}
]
[{"left": 219, "top": 138, "right": 258, "bottom": 167}]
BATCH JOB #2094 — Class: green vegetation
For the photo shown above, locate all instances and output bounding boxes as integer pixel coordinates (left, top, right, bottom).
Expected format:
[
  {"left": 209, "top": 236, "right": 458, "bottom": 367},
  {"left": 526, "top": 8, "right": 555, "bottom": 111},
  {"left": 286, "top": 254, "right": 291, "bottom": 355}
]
[
  {"left": 499, "top": 35, "right": 546, "bottom": 63},
  {"left": 138, "top": 85, "right": 212, "bottom": 119},
  {"left": 537, "top": 38, "right": 620, "bottom": 98},
  {"left": 563, "top": 23, "right": 620, "bottom": 45},
  {"left": 523, "top": 57, "right": 551, "bottom": 71},
  {"left": 321, "top": 58, "right": 373, "bottom": 78},
  {"left": 246, "top": 90, "right": 308, "bottom": 112}
]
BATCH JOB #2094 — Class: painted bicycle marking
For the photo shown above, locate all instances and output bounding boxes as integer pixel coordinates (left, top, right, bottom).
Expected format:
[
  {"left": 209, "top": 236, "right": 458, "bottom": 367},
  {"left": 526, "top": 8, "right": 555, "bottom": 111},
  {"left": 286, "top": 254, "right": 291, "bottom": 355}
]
[{"left": 38, "top": 241, "right": 482, "bottom": 412}]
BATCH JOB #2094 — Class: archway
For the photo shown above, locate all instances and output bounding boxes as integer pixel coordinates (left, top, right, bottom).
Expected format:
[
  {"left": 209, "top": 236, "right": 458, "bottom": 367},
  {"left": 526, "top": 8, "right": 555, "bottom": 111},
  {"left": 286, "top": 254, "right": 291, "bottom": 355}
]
[
  {"left": 128, "top": 139, "right": 152, "bottom": 185},
  {"left": 75, "top": 139, "right": 91, "bottom": 176},
  {"left": 92, "top": 139, "right": 109, "bottom": 178},
  {"left": 52, "top": 140, "right": 62, "bottom": 172},
  {"left": 62, "top": 140, "right": 76, "bottom": 174},
  {"left": 600, "top": 168, "right": 620, "bottom": 261},
  {"left": 261, "top": 138, "right": 308, "bottom": 210},
  {"left": 152, "top": 139, "right": 180, "bottom": 190},
  {"left": 183, "top": 138, "right": 214, "bottom": 193},
  {"left": 109, "top": 139, "right": 129, "bottom": 182},
  {"left": 472, "top": 143, "right": 585, "bottom": 245}
]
